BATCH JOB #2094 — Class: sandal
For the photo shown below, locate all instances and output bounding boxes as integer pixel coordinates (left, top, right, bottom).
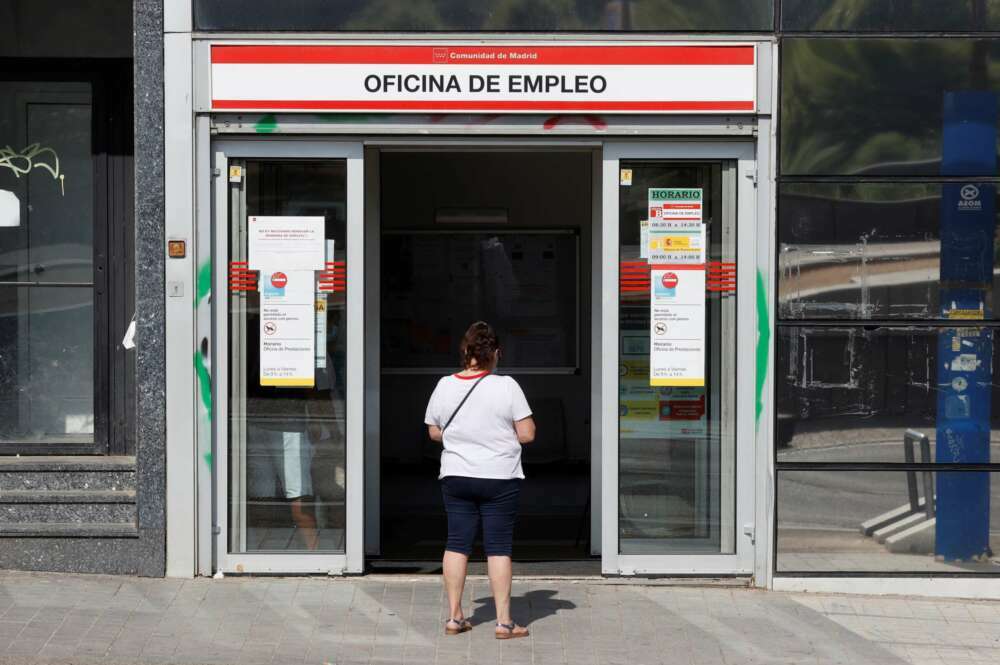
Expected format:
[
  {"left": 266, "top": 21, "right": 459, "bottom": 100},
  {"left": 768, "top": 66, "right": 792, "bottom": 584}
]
[
  {"left": 444, "top": 618, "right": 472, "bottom": 635},
  {"left": 495, "top": 622, "right": 529, "bottom": 640}
]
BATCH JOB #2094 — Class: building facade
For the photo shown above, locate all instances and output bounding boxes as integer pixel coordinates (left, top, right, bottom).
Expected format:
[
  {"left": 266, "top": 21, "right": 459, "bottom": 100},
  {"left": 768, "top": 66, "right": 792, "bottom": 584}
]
[{"left": 1, "top": 1, "right": 998, "bottom": 597}]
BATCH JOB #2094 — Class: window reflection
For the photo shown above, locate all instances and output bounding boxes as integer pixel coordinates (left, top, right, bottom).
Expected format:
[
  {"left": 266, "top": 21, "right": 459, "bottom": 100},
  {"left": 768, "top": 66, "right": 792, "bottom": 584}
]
[
  {"left": 782, "top": 0, "right": 1000, "bottom": 32},
  {"left": 777, "top": 470, "right": 1000, "bottom": 573},
  {"left": 778, "top": 183, "right": 1000, "bottom": 320},
  {"left": 194, "top": 0, "right": 773, "bottom": 31},
  {"left": 775, "top": 325, "right": 1000, "bottom": 462},
  {"left": 781, "top": 38, "right": 1000, "bottom": 176}
]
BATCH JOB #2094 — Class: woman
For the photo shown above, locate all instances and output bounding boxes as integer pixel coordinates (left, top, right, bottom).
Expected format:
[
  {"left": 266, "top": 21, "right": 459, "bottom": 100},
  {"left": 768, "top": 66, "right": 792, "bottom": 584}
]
[{"left": 425, "top": 321, "right": 536, "bottom": 639}]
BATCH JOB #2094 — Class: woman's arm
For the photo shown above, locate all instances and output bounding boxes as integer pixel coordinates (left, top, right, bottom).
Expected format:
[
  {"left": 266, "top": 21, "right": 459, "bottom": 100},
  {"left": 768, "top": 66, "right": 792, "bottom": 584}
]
[
  {"left": 514, "top": 416, "right": 535, "bottom": 444},
  {"left": 428, "top": 424, "right": 443, "bottom": 443}
]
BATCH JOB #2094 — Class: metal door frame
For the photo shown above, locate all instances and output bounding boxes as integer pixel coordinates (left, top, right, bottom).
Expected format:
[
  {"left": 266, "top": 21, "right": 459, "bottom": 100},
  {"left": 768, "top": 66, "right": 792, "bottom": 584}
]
[
  {"left": 601, "top": 140, "right": 757, "bottom": 576},
  {"left": 212, "top": 139, "right": 365, "bottom": 574}
]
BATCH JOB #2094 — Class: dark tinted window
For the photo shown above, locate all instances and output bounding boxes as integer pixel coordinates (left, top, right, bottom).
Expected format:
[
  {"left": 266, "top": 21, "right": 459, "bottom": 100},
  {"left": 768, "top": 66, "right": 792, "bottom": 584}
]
[
  {"left": 778, "top": 182, "right": 1000, "bottom": 320},
  {"left": 776, "top": 325, "right": 1000, "bottom": 461},
  {"left": 194, "top": 0, "right": 773, "bottom": 31},
  {"left": 781, "top": 38, "right": 1000, "bottom": 176},
  {"left": 782, "top": 0, "right": 1000, "bottom": 32}
]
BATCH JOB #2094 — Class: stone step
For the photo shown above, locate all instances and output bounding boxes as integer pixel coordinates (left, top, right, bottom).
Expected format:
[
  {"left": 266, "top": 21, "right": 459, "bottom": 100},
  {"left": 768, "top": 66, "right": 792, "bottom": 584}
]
[
  {"left": 0, "top": 456, "right": 136, "bottom": 492},
  {"left": 0, "top": 502, "right": 136, "bottom": 524},
  {"left": 0, "top": 489, "right": 135, "bottom": 503},
  {"left": 0, "top": 522, "right": 138, "bottom": 538}
]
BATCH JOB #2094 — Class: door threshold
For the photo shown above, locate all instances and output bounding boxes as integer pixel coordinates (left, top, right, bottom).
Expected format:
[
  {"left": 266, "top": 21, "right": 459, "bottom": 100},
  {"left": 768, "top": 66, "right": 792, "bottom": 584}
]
[{"left": 366, "top": 559, "right": 601, "bottom": 576}]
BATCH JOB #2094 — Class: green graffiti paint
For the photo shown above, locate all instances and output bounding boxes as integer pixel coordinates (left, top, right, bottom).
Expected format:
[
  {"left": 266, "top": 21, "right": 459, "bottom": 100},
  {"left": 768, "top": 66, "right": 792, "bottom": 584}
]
[
  {"left": 255, "top": 114, "right": 278, "bottom": 133},
  {"left": 203, "top": 451, "right": 213, "bottom": 470},
  {"left": 755, "top": 270, "right": 771, "bottom": 425},
  {"left": 194, "top": 350, "right": 212, "bottom": 422},
  {"left": 195, "top": 261, "right": 211, "bottom": 308}
]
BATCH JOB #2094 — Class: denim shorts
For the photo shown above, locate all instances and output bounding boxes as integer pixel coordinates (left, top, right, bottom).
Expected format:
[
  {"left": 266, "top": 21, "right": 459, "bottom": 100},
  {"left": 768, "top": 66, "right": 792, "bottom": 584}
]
[{"left": 440, "top": 476, "right": 521, "bottom": 557}]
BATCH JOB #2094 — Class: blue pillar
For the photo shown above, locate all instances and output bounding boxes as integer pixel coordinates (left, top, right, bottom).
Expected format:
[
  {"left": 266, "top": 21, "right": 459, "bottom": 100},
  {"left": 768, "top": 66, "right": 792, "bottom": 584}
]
[{"left": 935, "top": 91, "right": 996, "bottom": 560}]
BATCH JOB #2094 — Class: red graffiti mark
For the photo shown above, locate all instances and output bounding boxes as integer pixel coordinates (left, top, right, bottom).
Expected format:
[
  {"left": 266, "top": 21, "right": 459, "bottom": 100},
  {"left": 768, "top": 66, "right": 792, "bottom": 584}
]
[{"left": 542, "top": 115, "right": 608, "bottom": 130}]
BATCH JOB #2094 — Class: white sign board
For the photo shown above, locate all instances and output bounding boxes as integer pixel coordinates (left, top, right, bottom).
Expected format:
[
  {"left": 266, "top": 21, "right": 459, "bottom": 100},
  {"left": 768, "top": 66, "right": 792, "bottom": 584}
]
[
  {"left": 211, "top": 44, "right": 757, "bottom": 115},
  {"left": 648, "top": 188, "right": 706, "bottom": 387},
  {"left": 248, "top": 216, "right": 325, "bottom": 271},
  {"left": 260, "top": 270, "right": 315, "bottom": 387},
  {"left": 647, "top": 188, "right": 705, "bottom": 265}
]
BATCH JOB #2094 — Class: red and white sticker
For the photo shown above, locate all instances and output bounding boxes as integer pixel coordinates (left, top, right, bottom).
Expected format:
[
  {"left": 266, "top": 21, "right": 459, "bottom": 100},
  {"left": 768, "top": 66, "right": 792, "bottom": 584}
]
[
  {"left": 211, "top": 44, "right": 756, "bottom": 114},
  {"left": 270, "top": 272, "right": 288, "bottom": 289}
]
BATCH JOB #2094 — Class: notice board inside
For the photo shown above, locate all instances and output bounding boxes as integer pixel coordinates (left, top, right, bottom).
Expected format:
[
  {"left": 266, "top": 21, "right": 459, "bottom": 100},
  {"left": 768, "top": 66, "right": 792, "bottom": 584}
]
[{"left": 381, "top": 230, "right": 579, "bottom": 372}]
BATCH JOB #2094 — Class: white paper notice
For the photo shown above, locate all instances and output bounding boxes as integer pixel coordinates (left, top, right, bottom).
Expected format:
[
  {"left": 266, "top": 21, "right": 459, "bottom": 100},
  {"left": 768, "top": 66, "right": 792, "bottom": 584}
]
[
  {"left": 647, "top": 188, "right": 705, "bottom": 265},
  {"left": 248, "top": 216, "right": 325, "bottom": 271},
  {"left": 647, "top": 187, "right": 706, "bottom": 387},
  {"left": 314, "top": 295, "right": 327, "bottom": 370},
  {"left": 260, "top": 270, "right": 315, "bottom": 387},
  {"left": 314, "top": 239, "right": 334, "bottom": 371},
  {"left": 649, "top": 268, "right": 705, "bottom": 387}
]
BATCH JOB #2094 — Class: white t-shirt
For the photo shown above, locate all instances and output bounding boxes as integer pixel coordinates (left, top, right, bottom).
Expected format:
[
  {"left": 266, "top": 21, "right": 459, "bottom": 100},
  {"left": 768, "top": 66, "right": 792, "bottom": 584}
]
[{"left": 424, "top": 373, "right": 533, "bottom": 480}]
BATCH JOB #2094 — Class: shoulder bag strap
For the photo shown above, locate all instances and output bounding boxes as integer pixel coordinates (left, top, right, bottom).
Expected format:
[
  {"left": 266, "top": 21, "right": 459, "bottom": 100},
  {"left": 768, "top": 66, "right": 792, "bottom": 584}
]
[{"left": 442, "top": 376, "right": 487, "bottom": 433}]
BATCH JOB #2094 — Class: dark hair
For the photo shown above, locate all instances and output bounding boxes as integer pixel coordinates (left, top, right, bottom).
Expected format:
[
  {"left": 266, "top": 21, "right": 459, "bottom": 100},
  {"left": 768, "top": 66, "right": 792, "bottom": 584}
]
[{"left": 460, "top": 321, "right": 500, "bottom": 369}]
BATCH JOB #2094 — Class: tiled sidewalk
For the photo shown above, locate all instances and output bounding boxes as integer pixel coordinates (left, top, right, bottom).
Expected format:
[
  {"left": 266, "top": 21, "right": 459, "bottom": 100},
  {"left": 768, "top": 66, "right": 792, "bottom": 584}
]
[{"left": 0, "top": 572, "right": 998, "bottom": 665}]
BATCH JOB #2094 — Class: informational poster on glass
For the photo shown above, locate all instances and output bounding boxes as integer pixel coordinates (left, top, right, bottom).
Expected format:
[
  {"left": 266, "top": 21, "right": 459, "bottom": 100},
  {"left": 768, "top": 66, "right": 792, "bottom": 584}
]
[
  {"left": 247, "top": 215, "right": 327, "bottom": 387},
  {"left": 248, "top": 215, "right": 326, "bottom": 271},
  {"left": 259, "top": 270, "right": 316, "bottom": 387},
  {"left": 619, "top": 336, "right": 708, "bottom": 440},
  {"left": 381, "top": 231, "right": 578, "bottom": 370},
  {"left": 647, "top": 188, "right": 706, "bottom": 387},
  {"left": 314, "top": 239, "right": 334, "bottom": 372}
]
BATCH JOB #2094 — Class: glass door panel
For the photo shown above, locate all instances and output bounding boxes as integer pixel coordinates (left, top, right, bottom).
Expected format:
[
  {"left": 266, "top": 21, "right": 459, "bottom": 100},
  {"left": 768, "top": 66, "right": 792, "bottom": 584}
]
[
  {"left": 602, "top": 142, "right": 754, "bottom": 575},
  {"left": 228, "top": 159, "right": 347, "bottom": 554},
  {"left": 617, "top": 161, "right": 736, "bottom": 555},
  {"left": 214, "top": 142, "right": 363, "bottom": 574}
]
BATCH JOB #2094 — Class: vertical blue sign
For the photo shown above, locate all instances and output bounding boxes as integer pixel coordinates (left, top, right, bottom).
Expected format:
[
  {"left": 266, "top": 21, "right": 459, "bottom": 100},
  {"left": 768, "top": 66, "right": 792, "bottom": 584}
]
[{"left": 936, "top": 91, "right": 996, "bottom": 560}]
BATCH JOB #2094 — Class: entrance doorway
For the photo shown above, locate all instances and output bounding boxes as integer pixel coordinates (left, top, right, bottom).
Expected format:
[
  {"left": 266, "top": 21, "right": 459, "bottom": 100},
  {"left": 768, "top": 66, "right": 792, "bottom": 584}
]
[
  {"left": 373, "top": 149, "right": 596, "bottom": 565},
  {"left": 209, "top": 138, "right": 756, "bottom": 577}
]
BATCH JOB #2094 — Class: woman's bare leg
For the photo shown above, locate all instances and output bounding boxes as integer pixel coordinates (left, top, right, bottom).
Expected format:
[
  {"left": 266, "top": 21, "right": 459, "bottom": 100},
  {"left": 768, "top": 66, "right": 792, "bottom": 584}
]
[
  {"left": 488, "top": 556, "right": 528, "bottom": 637},
  {"left": 442, "top": 550, "right": 469, "bottom": 620},
  {"left": 289, "top": 498, "right": 319, "bottom": 550},
  {"left": 487, "top": 555, "right": 512, "bottom": 624}
]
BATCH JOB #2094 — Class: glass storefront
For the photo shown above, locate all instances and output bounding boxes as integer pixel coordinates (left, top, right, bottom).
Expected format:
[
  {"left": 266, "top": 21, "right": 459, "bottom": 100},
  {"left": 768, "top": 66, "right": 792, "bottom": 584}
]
[{"left": 777, "top": 29, "right": 1000, "bottom": 577}]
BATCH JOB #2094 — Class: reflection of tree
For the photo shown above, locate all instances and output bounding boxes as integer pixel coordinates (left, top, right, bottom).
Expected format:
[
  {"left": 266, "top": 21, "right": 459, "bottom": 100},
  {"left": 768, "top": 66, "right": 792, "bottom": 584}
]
[
  {"left": 783, "top": 0, "right": 996, "bottom": 31},
  {"left": 339, "top": 0, "right": 771, "bottom": 31},
  {"left": 485, "top": 0, "right": 583, "bottom": 30},
  {"left": 344, "top": 0, "right": 448, "bottom": 30},
  {"left": 781, "top": 39, "right": 1000, "bottom": 175},
  {"left": 630, "top": 0, "right": 770, "bottom": 30}
]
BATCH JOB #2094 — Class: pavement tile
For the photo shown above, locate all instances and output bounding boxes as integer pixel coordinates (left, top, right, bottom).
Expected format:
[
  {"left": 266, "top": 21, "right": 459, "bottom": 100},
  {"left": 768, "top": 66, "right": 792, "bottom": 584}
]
[{"left": 2, "top": 575, "right": 1000, "bottom": 665}]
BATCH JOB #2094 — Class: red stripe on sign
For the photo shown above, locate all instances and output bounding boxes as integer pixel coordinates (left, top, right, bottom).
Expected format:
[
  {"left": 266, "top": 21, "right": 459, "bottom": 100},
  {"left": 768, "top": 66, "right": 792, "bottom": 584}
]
[
  {"left": 648, "top": 263, "right": 706, "bottom": 270},
  {"left": 211, "top": 45, "right": 755, "bottom": 66},
  {"left": 212, "top": 99, "right": 755, "bottom": 112}
]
